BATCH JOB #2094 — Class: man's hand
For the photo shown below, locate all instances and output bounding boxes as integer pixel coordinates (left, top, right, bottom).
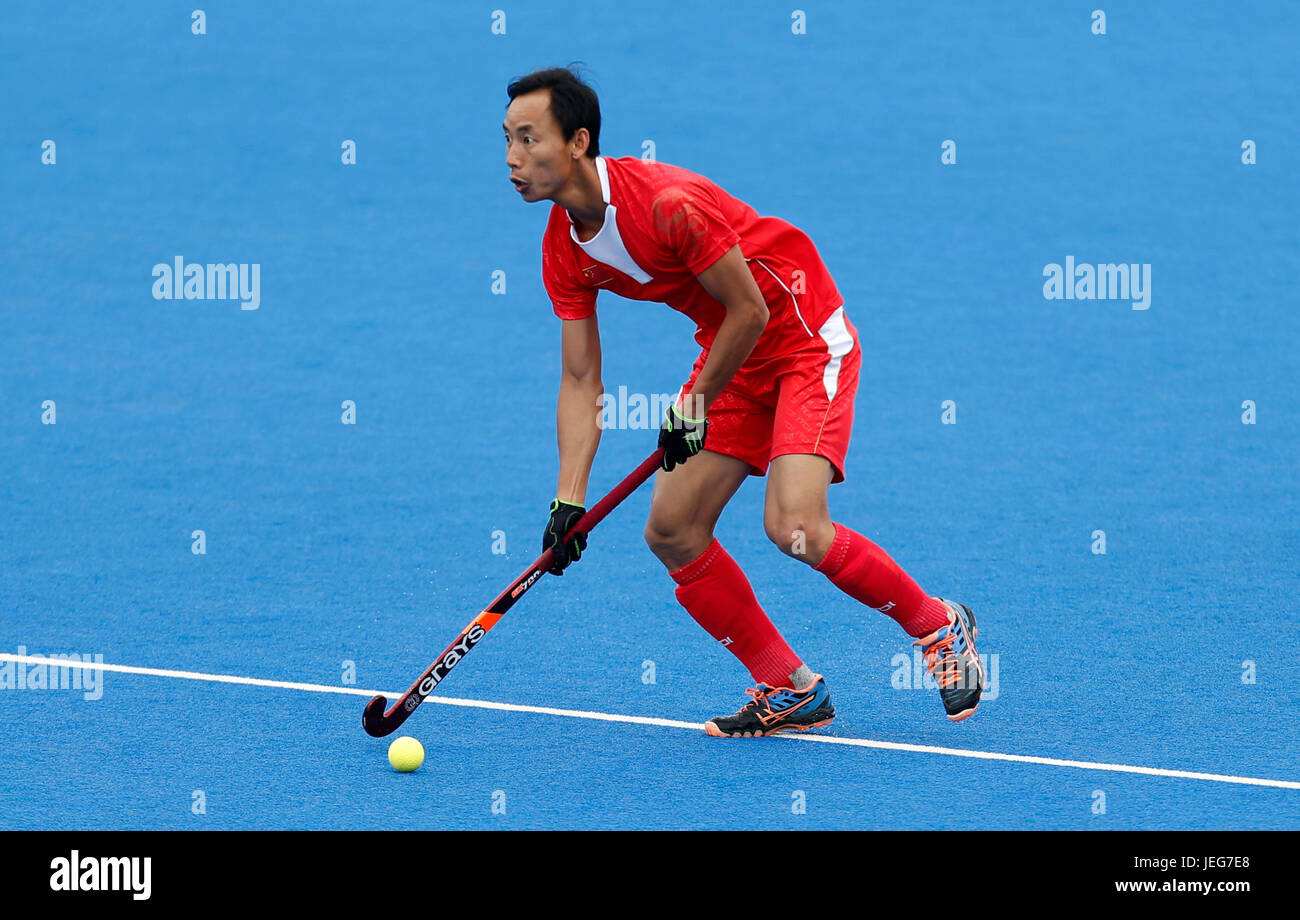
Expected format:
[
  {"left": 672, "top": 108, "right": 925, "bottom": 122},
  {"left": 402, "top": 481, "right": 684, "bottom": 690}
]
[
  {"left": 542, "top": 499, "right": 587, "bottom": 574},
  {"left": 658, "top": 404, "right": 708, "bottom": 472}
]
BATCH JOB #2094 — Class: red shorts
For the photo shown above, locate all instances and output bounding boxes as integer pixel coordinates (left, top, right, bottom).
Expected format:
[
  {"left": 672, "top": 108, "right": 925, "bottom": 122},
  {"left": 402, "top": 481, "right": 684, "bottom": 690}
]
[{"left": 679, "top": 306, "right": 861, "bottom": 483}]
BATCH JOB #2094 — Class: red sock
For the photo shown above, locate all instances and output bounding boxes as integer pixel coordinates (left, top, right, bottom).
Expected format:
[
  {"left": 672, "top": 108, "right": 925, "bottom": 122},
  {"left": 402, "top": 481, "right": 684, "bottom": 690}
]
[
  {"left": 814, "top": 523, "right": 950, "bottom": 637},
  {"left": 669, "top": 539, "right": 802, "bottom": 687}
]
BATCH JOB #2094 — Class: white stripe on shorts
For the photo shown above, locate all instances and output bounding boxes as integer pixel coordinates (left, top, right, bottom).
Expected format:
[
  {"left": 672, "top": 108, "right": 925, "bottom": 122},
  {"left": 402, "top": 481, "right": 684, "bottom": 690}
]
[{"left": 817, "top": 307, "right": 854, "bottom": 403}]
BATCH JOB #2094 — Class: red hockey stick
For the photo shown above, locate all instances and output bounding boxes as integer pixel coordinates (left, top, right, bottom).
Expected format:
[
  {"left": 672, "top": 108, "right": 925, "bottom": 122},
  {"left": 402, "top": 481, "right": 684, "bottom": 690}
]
[{"left": 362, "top": 449, "right": 664, "bottom": 737}]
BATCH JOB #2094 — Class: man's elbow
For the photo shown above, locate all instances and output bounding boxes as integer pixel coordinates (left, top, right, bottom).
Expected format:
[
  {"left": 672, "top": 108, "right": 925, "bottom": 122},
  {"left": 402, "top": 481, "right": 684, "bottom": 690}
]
[
  {"left": 739, "top": 297, "right": 769, "bottom": 331},
  {"left": 561, "top": 367, "right": 604, "bottom": 390}
]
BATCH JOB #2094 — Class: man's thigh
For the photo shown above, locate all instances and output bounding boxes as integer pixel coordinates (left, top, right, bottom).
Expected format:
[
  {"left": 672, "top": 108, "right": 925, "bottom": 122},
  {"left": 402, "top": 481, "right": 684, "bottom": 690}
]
[{"left": 646, "top": 449, "right": 753, "bottom": 534}]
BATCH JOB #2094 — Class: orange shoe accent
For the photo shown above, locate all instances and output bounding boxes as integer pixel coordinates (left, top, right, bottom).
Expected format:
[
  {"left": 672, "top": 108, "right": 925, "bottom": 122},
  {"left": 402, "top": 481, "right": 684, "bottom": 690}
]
[
  {"left": 916, "top": 619, "right": 980, "bottom": 691},
  {"left": 916, "top": 631, "right": 966, "bottom": 689}
]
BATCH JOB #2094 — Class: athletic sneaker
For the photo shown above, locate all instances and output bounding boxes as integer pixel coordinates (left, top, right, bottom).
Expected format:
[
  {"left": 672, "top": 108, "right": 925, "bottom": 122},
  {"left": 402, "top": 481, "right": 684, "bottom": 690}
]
[
  {"left": 704, "top": 674, "right": 836, "bottom": 737},
  {"left": 915, "top": 598, "right": 984, "bottom": 722}
]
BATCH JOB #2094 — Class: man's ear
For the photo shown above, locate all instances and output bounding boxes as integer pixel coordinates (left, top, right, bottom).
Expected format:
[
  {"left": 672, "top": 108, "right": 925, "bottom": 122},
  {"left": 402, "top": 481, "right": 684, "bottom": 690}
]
[{"left": 571, "top": 127, "right": 591, "bottom": 159}]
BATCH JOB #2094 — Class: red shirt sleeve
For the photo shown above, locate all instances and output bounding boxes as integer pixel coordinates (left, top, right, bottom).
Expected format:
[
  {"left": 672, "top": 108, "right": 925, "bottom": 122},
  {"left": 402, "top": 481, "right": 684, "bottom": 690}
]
[
  {"left": 650, "top": 183, "right": 741, "bottom": 276},
  {"left": 542, "top": 221, "right": 597, "bottom": 320}
]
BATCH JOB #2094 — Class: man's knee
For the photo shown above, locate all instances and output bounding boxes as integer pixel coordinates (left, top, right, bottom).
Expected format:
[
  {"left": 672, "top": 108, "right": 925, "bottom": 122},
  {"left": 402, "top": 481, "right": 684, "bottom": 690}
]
[
  {"left": 764, "top": 513, "right": 806, "bottom": 553},
  {"left": 644, "top": 515, "right": 711, "bottom": 569},
  {"left": 764, "top": 511, "right": 833, "bottom": 560}
]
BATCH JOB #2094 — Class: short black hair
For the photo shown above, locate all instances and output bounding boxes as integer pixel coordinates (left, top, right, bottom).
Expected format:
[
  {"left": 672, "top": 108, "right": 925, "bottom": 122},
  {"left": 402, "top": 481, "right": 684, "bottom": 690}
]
[{"left": 506, "top": 65, "right": 601, "bottom": 158}]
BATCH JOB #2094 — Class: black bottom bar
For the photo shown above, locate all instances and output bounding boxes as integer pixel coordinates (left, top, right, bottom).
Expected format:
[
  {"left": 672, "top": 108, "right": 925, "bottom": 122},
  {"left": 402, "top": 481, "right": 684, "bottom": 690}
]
[{"left": 2, "top": 831, "right": 1275, "bottom": 905}]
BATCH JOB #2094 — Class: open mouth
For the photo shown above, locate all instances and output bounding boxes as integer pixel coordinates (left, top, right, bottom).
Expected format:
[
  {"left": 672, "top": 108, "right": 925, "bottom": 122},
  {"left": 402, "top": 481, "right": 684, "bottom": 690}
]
[{"left": 511, "top": 177, "right": 528, "bottom": 192}]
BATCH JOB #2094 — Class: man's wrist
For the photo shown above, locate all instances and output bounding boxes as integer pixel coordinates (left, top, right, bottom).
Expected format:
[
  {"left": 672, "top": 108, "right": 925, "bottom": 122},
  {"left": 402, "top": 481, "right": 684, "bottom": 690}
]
[{"left": 675, "top": 391, "right": 710, "bottom": 421}]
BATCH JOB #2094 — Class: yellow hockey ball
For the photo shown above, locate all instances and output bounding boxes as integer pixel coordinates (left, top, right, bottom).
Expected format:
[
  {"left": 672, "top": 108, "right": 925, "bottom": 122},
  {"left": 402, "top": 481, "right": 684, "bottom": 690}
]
[{"left": 387, "top": 736, "right": 424, "bottom": 773}]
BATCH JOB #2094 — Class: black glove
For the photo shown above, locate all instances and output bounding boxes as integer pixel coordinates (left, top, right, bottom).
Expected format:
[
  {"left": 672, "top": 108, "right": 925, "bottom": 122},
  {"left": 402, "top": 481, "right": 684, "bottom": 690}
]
[
  {"left": 542, "top": 499, "right": 587, "bottom": 575},
  {"left": 658, "top": 403, "right": 708, "bottom": 472}
]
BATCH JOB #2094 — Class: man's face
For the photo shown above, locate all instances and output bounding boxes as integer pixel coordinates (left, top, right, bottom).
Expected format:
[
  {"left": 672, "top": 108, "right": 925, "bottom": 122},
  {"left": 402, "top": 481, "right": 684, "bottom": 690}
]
[{"left": 504, "top": 89, "right": 578, "bottom": 202}]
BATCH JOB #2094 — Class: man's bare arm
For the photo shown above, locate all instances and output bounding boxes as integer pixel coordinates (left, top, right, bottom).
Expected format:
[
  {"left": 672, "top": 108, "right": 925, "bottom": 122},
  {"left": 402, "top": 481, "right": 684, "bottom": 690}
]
[
  {"left": 556, "top": 314, "right": 603, "bottom": 504},
  {"left": 684, "top": 244, "right": 770, "bottom": 414}
]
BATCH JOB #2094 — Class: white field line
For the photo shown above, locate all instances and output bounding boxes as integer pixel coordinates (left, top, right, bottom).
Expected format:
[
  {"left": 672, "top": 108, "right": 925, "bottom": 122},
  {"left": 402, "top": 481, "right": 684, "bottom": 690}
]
[{"left": 3, "top": 653, "right": 1297, "bottom": 791}]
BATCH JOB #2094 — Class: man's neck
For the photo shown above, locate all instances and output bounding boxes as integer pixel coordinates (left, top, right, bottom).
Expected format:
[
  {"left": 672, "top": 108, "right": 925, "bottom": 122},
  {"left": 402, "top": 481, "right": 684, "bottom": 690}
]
[{"left": 554, "top": 156, "right": 606, "bottom": 237}]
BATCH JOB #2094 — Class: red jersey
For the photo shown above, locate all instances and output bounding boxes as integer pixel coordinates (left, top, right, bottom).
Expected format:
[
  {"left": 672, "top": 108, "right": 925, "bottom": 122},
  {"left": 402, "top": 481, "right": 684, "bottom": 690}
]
[{"left": 541, "top": 156, "right": 843, "bottom": 357}]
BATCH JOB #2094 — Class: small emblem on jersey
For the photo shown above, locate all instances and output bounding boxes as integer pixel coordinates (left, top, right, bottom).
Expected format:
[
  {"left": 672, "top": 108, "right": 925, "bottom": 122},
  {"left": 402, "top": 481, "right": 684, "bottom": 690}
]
[{"left": 582, "top": 264, "right": 615, "bottom": 287}]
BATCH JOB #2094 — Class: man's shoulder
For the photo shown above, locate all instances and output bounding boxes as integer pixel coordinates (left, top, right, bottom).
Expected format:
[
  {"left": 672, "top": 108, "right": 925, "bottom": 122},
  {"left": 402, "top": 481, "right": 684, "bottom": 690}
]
[
  {"left": 608, "top": 159, "right": 734, "bottom": 241},
  {"left": 540, "top": 205, "right": 580, "bottom": 281},
  {"left": 541, "top": 204, "right": 576, "bottom": 252},
  {"left": 607, "top": 156, "right": 721, "bottom": 198}
]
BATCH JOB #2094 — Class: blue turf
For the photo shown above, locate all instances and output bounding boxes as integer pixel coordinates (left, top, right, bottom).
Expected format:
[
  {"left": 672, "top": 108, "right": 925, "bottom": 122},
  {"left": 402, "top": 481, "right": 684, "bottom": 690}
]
[{"left": 2, "top": 1, "right": 1297, "bottom": 829}]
